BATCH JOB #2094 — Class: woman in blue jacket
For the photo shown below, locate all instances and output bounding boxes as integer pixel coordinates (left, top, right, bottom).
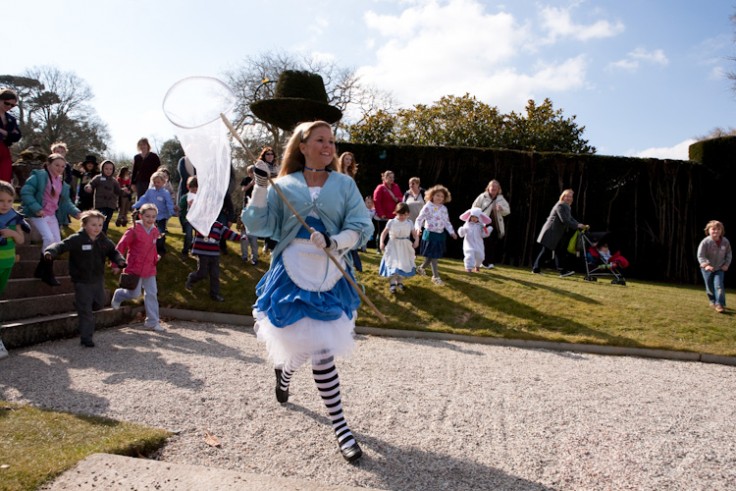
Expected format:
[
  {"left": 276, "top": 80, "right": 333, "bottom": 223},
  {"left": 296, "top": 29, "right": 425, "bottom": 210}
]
[{"left": 243, "top": 121, "right": 373, "bottom": 463}]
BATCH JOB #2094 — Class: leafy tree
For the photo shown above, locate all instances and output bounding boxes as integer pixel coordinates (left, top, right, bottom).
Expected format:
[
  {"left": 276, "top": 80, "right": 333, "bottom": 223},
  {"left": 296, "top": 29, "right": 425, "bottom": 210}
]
[
  {"left": 0, "top": 66, "right": 110, "bottom": 161},
  {"left": 503, "top": 98, "right": 595, "bottom": 154},
  {"left": 349, "top": 95, "right": 594, "bottom": 154},
  {"left": 158, "top": 138, "right": 185, "bottom": 186},
  {"left": 394, "top": 94, "right": 505, "bottom": 147}
]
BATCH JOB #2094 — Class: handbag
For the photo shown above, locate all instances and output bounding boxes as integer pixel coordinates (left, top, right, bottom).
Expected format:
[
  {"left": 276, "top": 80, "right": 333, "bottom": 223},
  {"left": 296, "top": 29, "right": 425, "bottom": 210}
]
[
  {"left": 119, "top": 272, "right": 140, "bottom": 290},
  {"left": 567, "top": 230, "right": 581, "bottom": 255}
]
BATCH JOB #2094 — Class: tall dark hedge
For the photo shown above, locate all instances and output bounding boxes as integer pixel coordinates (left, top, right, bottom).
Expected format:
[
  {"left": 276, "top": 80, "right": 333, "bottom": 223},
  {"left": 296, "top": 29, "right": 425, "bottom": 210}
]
[{"left": 338, "top": 142, "right": 734, "bottom": 286}]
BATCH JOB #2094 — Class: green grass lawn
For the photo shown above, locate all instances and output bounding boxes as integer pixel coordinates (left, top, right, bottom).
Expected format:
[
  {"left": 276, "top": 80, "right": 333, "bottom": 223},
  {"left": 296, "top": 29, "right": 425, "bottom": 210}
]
[
  {"left": 100, "top": 218, "right": 736, "bottom": 357},
  {"left": 0, "top": 402, "right": 169, "bottom": 491}
]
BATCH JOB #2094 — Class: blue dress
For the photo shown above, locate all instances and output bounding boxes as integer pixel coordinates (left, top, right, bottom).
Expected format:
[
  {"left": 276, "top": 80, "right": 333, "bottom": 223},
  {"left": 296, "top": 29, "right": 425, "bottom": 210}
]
[{"left": 252, "top": 216, "right": 360, "bottom": 366}]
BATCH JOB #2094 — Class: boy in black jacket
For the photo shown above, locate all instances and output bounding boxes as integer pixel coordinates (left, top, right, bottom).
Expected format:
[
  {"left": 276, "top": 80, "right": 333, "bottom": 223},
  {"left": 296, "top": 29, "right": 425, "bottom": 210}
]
[{"left": 44, "top": 210, "right": 126, "bottom": 347}]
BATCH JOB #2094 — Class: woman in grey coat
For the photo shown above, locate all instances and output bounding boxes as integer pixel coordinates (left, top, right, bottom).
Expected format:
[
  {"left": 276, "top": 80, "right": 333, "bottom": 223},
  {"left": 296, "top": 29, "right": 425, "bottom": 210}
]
[{"left": 532, "top": 189, "right": 587, "bottom": 277}]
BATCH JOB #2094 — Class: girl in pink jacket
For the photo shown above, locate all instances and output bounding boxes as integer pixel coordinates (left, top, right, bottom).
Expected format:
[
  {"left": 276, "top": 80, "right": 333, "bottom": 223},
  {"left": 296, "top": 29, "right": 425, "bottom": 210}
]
[{"left": 111, "top": 203, "right": 163, "bottom": 331}]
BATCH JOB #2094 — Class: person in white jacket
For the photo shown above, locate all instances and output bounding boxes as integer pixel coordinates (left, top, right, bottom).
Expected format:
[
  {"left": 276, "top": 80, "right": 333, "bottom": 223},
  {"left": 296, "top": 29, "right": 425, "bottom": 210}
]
[
  {"left": 458, "top": 207, "right": 491, "bottom": 272},
  {"left": 472, "top": 179, "right": 510, "bottom": 268}
]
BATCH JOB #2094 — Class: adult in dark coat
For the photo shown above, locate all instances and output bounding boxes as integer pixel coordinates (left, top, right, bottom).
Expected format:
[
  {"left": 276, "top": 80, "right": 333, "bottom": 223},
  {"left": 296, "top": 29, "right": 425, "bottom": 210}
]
[
  {"left": 131, "top": 137, "right": 160, "bottom": 198},
  {"left": 532, "top": 188, "right": 587, "bottom": 277}
]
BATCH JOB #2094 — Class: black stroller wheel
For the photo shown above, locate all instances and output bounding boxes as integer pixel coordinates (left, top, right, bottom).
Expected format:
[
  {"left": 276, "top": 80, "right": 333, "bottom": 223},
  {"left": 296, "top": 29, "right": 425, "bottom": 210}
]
[{"left": 584, "top": 275, "right": 597, "bottom": 282}]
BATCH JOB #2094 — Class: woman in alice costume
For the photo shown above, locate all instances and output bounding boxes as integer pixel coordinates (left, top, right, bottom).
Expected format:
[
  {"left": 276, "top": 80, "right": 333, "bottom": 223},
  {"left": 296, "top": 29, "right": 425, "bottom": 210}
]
[{"left": 242, "top": 120, "right": 373, "bottom": 463}]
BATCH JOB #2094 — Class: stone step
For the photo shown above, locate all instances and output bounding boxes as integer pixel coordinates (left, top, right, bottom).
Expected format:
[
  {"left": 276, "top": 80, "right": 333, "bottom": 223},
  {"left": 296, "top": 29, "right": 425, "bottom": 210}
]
[
  {"left": 0, "top": 306, "right": 134, "bottom": 349},
  {"left": 0, "top": 276, "right": 75, "bottom": 300},
  {"left": 10, "top": 259, "right": 69, "bottom": 279},
  {"left": 16, "top": 244, "right": 43, "bottom": 260},
  {"left": 0, "top": 293, "right": 77, "bottom": 322}
]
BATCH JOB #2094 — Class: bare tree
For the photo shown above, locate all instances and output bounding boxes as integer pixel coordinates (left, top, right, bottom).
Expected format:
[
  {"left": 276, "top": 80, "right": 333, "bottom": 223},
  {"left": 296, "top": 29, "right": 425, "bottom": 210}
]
[{"left": 224, "top": 50, "right": 394, "bottom": 165}]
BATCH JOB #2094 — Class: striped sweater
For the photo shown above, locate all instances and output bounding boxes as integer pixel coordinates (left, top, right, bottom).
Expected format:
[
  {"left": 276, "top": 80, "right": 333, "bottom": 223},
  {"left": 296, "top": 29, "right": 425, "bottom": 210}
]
[{"left": 191, "top": 221, "right": 241, "bottom": 257}]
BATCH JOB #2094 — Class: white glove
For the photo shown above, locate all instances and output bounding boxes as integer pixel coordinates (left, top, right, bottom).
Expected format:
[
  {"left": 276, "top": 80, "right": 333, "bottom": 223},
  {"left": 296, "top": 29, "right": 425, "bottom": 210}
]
[
  {"left": 254, "top": 160, "right": 270, "bottom": 187},
  {"left": 310, "top": 231, "right": 334, "bottom": 250}
]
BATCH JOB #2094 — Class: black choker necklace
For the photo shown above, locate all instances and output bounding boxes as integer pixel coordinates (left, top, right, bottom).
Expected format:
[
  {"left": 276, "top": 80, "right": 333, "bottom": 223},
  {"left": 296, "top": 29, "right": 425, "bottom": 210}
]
[{"left": 304, "top": 166, "right": 327, "bottom": 172}]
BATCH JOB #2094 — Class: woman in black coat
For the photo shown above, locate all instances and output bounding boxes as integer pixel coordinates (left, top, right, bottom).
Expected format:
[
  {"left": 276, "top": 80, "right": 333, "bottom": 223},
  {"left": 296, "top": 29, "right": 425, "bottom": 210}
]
[{"left": 532, "top": 188, "right": 587, "bottom": 277}]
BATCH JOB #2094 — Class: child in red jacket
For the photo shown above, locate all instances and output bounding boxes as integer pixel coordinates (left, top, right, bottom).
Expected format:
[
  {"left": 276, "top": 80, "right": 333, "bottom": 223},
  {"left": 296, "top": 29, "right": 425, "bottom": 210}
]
[{"left": 111, "top": 203, "right": 162, "bottom": 331}]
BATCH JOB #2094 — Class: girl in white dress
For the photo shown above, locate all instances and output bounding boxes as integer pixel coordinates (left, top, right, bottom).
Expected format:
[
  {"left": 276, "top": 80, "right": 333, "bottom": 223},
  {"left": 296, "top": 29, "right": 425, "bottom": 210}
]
[{"left": 379, "top": 202, "right": 420, "bottom": 293}]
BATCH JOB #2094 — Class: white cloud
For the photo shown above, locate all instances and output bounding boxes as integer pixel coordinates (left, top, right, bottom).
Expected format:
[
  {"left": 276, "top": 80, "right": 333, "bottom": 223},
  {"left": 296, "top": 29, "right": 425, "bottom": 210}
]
[
  {"left": 358, "top": 0, "right": 590, "bottom": 109},
  {"left": 709, "top": 65, "right": 726, "bottom": 81},
  {"left": 608, "top": 47, "right": 669, "bottom": 72},
  {"left": 539, "top": 5, "right": 624, "bottom": 43},
  {"left": 634, "top": 139, "right": 695, "bottom": 160}
]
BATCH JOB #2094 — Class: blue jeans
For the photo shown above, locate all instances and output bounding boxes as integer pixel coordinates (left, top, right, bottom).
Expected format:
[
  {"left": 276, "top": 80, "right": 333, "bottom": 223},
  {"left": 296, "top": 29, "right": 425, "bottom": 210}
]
[{"left": 701, "top": 269, "right": 726, "bottom": 307}]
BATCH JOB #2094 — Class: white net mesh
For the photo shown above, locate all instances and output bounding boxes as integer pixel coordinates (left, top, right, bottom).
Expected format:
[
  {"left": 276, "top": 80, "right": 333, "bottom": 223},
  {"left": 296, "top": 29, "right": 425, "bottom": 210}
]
[{"left": 162, "top": 77, "right": 237, "bottom": 236}]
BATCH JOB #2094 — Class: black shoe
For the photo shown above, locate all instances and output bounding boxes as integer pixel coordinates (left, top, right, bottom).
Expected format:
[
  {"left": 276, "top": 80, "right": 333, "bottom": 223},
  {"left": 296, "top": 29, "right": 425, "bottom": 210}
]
[
  {"left": 210, "top": 294, "right": 225, "bottom": 302},
  {"left": 274, "top": 368, "right": 289, "bottom": 403},
  {"left": 340, "top": 441, "right": 363, "bottom": 462},
  {"left": 184, "top": 278, "right": 193, "bottom": 291},
  {"left": 531, "top": 268, "right": 541, "bottom": 274},
  {"left": 42, "top": 275, "right": 61, "bottom": 287},
  {"left": 80, "top": 339, "right": 95, "bottom": 348}
]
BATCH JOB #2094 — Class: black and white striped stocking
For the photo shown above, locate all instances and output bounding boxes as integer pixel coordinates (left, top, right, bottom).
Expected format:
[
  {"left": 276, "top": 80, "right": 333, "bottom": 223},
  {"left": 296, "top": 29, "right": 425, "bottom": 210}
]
[{"left": 312, "top": 355, "right": 356, "bottom": 450}]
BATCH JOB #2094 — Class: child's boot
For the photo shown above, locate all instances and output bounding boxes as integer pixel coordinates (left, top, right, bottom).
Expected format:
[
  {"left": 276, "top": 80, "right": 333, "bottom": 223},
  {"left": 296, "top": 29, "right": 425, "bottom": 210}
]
[{"left": 35, "top": 255, "right": 60, "bottom": 287}]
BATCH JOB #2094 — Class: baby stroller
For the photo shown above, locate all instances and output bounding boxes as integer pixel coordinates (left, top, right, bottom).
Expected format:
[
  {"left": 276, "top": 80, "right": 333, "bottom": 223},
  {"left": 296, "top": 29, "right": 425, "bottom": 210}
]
[{"left": 570, "top": 230, "right": 628, "bottom": 285}]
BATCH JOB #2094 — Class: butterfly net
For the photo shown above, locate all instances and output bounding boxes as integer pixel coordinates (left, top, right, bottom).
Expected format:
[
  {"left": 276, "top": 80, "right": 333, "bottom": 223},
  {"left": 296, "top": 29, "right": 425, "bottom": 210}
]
[{"left": 162, "top": 76, "right": 236, "bottom": 236}]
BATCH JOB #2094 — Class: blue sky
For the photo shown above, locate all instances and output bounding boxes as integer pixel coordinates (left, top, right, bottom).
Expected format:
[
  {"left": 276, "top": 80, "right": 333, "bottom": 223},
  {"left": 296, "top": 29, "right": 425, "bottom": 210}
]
[{"left": 4, "top": 0, "right": 735, "bottom": 159}]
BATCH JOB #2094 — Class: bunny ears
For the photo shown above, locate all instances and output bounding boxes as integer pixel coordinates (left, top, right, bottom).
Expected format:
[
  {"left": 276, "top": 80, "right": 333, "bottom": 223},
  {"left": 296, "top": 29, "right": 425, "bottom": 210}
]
[{"left": 459, "top": 207, "right": 492, "bottom": 225}]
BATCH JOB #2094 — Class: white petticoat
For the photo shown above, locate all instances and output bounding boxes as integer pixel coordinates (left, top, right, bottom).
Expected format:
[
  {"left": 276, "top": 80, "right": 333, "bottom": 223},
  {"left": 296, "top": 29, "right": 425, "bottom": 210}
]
[{"left": 253, "top": 308, "right": 357, "bottom": 367}]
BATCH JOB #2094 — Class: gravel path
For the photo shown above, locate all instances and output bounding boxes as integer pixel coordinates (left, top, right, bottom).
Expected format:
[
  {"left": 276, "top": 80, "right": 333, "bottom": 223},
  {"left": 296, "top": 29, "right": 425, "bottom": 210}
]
[{"left": 2, "top": 319, "right": 736, "bottom": 490}]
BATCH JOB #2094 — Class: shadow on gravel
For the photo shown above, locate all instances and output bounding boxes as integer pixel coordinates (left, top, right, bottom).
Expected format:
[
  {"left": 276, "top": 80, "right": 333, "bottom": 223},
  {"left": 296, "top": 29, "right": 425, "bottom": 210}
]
[
  {"left": 288, "top": 403, "right": 557, "bottom": 491},
  {"left": 0, "top": 351, "right": 112, "bottom": 414}
]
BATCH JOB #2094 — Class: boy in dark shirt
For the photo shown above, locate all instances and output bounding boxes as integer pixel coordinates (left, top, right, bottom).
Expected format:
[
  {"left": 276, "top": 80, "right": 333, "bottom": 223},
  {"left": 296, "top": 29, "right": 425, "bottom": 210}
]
[{"left": 44, "top": 210, "right": 126, "bottom": 347}]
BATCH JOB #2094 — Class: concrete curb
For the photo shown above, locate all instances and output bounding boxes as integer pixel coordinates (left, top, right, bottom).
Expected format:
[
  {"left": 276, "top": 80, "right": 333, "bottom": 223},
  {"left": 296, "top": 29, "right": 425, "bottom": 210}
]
[
  {"left": 44, "top": 453, "right": 382, "bottom": 491},
  {"left": 159, "top": 308, "right": 736, "bottom": 367}
]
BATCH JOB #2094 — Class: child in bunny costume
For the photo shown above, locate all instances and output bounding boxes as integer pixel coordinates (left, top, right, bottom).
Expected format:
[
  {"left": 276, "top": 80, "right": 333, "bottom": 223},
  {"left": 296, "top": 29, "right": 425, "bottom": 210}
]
[{"left": 458, "top": 207, "right": 491, "bottom": 272}]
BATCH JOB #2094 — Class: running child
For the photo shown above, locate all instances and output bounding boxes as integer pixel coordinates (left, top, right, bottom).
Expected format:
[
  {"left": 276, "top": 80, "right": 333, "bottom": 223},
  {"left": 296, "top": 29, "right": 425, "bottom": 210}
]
[
  {"left": 379, "top": 202, "right": 419, "bottom": 293},
  {"left": 21, "top": 153, "right": 81, "bottom": 286},
  {"left": 0, "top": 181, "right": 28, "bottom": 359},
  {"left": 185, "top": 219, "right": 242, "bottom": 302},
  {"left": 85, "top": 159, "right": 121, "bottom": 233},
  {"left": 115, "top": 167, "right": 133, "bottom": 226},
  {"left": 132, "top": 170, "right": 175, "bottom": 256},
  {"left": 414, "top": 185, "right": 458, "bottom": 286},
  {"left": 178, "top": 176, "right": 197, "bottom": 257},
  {"left": 697, "top": 220, "right": 732, "bottom": 314},
  {"left": 44, "top": 210, "right": 127, "bottom": 347},
  {"left": 458, "top": 207, "right": 491, "bottom": 272},
  {"left": 0, "top": 181, "right": 29, "bottom": 295},
  {"left": 111, "top": 203, "right": 162, "bottom": 331}
]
